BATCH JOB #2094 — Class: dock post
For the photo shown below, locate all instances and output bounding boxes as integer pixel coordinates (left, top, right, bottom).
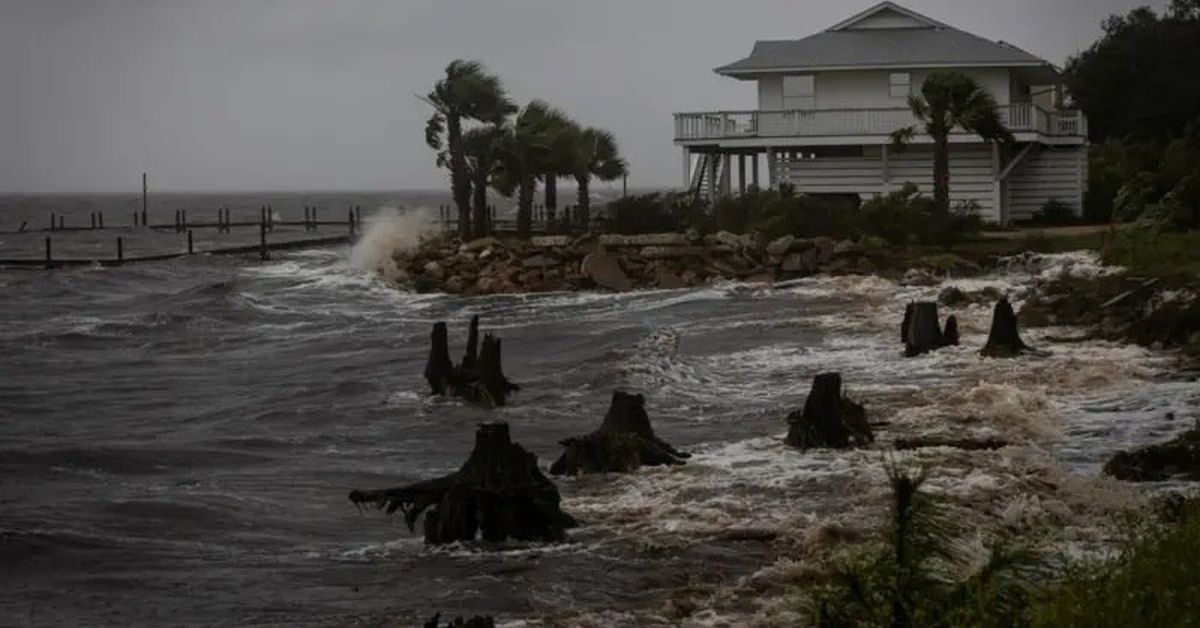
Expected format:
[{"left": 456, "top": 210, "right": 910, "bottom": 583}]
[
  {"left": 260, "top": 219, "right": 269, "bottom": 261},
  {"left": 355, "top": 205, "right": 362, "bottom": 227},
  {"left": 59, "top": 215, "right": 64, "bottom": 230},
  {"left": 99, "top": 212, "right": 104, "bottom": 229},
  {"left": 141, "top": 208, "right": 147, "bottom": 227},
  {"left": 174, "top": 209, "right": 180, "bottom": 233},
  {"left": 311, "top": 207, "right": 317, "bottom": 231},
  {"left": 348, "top": 207, "right": 355, "bottom": 240},
  {"left": 267, "top": 205, "right": 274, "bottom": 232},
  {"left": 45, "top": 237, "right": 52, "bottom": 268},
  {"left": 181, "top": 209, "right": 188, "bottom": 231},
  {"left": 91, "top": 212, "right": 96, "bottom": 229},
  {"left": 117, "top": 236, "right": 123, "bottom": 263},
  {"left": 50, "top": 212, "right": 55, "bottom": 231},
  {"left": 141, "top": 172, "right": 148, "bottom": 226},
  {"left": 187, "top": 230, "right": 194, "bottom": 254}
]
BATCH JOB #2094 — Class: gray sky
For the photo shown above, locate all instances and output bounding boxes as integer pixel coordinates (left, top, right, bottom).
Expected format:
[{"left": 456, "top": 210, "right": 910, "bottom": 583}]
[{"left": 0, "top": 0, "right": 1165, "bottom": 193}]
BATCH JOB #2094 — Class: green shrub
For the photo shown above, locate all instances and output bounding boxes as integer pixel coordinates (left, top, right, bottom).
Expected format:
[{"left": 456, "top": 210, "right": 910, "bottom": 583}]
[{"left": 603, "top": 192, "right": 706, "bottom": 234}]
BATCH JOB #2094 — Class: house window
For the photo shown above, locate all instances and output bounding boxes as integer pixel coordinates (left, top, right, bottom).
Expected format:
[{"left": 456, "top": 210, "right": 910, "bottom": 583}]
[
  {"left": 782, "top": 75, "right": 815, "bottom": 110},
  {"left": 889, "top": 72, "right": 911, "bottom": 99}
]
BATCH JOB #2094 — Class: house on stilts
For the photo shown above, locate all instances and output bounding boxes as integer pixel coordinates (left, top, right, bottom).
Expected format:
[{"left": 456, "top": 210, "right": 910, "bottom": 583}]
[{"left": 674, "top": 1, "right": 1088, "bottom": 224}]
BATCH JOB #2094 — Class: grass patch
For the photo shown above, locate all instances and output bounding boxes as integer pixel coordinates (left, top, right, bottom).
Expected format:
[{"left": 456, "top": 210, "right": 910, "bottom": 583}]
[
  {"left": 1101, "top": 228, "right": 1200, "bottom": 278},
  {"left": 1030, "top": 499, "right": 1200, "bottom": 628}
]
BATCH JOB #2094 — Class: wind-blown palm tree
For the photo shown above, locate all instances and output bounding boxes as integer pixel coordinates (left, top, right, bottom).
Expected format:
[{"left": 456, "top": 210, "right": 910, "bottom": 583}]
[
  {"left": 891, "top": 72, "right": 1014, "bottom": 212},
  {"left": 462, "top": 125, "right": 506, "bottom": 237},
  {"left": 493, "top": 101, "right": 575, "bottom": 236},
  {"left": 567, "top": 127, "right": 627, "bottom": 228},
  {"left": 424, "top": 60, "right": 517, "bottom": 240}
]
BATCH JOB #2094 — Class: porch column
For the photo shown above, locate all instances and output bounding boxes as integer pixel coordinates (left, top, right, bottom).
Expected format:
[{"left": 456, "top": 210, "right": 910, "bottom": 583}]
[
  {"left": 766, "top": 148, "right": 777, "bottom": 189},
  {"left": 707, "top": 152, "right": 719, "bottom": 201},
  {"left": 681, "top": 147, "right": 691, "bottom": 189},
  {"left": 751, "top": 152, "right": 760, "bottom": 191},
  {"left": 738, "top": 154, "right": 747, "bottom": 195},
  {"left": 881, "top": 143, "right": 890, "bottom": 193},
  {"left": 720, "top": 152, "right": 732, "bottom": 197},
  {"left": 992, "top": 144, "right": 1005, "bottom": 224}
]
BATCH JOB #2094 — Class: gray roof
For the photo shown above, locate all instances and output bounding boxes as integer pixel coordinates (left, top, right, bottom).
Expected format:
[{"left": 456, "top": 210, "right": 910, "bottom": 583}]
[{"left": 716, "top": 3, "right": 1051, "bottom": 76}]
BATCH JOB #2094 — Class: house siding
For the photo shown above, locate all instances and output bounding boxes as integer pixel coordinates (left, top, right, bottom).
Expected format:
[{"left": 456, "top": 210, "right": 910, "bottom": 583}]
[
  {"left": 1006, "top": 146, "right": 1087, "bottom": 221},
  {"left": 759, "top": 68, "right": 1012, "bottom": 111},
  {"left": 778, "top": 144, "right": 1002, "bottom": 222}
]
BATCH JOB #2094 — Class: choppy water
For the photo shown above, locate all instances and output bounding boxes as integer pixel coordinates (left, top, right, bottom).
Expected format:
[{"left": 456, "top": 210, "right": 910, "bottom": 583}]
[{"left": 2, "top": 199, "right": 1198, "bottom": 627}]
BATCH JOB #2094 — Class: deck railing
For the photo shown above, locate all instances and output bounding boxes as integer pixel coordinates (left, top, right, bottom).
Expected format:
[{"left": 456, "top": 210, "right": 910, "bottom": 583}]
[{"left": 674, "top": 104, "right": 1088, "bottom": 141}]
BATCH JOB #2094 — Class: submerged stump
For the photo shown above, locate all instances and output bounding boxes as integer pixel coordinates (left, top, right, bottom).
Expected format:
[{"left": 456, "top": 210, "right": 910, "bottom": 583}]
[
  {"left": 422, "top": 316, "right": 520, "bottom": 407},
  {"left": 981, "top": 298, "right": 1030, "bottom": 358},
  {"left": 902, "top": 302, "right": 956, "bottom": 357},
  {"left": 786, "top": 373, "right": 873, "bottom": 450},
  {"left": 549, "top": 391, "right": 689, "bottom": 475},
  {"left": 424, "top": 613, "right": 495, "bottom": 628},
  {"left": 349, "top": 422, "right": 575, "bottom": 545}
]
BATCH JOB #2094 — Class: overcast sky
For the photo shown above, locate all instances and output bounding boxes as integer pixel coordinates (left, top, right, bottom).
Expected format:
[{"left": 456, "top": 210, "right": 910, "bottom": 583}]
[{"left": 0, "top": 0, "right": 1166, "bottom": 193}]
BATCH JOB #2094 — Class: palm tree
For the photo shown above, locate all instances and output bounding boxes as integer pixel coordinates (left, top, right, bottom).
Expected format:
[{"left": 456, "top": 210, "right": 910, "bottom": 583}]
[
  {"left": 424, "top": 60, "right": 517, "bottom": 240},
  {"left": 493, "top": 101, "right": 575, "bottom": 236},
  {"left": 891, "top": 72, "right": 1014, "bottom": 212},
  {"left": 461, "top": 125, "right": 506, "bottom": 237},
  {"left": 567, "top": 127, "right": 628, "bottom": 228}
]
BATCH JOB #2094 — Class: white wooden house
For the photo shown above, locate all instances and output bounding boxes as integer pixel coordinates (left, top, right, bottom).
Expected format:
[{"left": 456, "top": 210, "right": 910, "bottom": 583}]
[{"left": 674, "top": 1, "right": 1088, "bottom": 223}]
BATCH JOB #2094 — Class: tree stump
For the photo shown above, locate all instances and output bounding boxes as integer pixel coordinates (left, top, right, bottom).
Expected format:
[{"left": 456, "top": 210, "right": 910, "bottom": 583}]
[
  {"left": 981, "top": 298, "right": 1030, "bottom": 358},
  {"left": 422, "top": 317, "right": 520, "bottom": 407},
  {"left": 349, "top": 422, "right": 575, "bottom": 544},
  {"left": 942, "top": 315, "right": 960, "bottom": 347},
  {"left": 903, "top": 302, "right": 955, "bottom": 357},
  {"left": 549, "top": 391, "right": 689, "bottom": 475},
  {"left": 786, "top": 373, "right": 873, "bottom": 450},
  {"left": 424, "top": 613, "right": 495, "bottom": 628}
]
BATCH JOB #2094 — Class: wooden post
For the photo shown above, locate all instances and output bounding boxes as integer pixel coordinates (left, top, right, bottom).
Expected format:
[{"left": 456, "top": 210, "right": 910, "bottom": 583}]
[
  {"left": 348, "top": 207, "right": 355, "bottom": 239},
  {"left": 355, "top": 206, "right": 362, "bottom": 227},
  {"left": 133, "top": 211, "right": 138, "bottom": 227},
  {"left": 49, "top": 213, "right": 55, "bottom": 231},
  {"left": 267, "top": 206, "right": 274, "bottom": 232},
  {"left": 187, "top": 230, "right": 194, "bottom": 254},
  {"left": 174, "top": 210, "right": 180, "bottom": 232},
  {"left": 44, "top": 237, "right": 52, "bottom": 268},
  {"left": 91, "top": 212, "right": 96, "bottom": 229},
  {"left": 181, "top": 209, "right": 187, "bottom": 231},
  {"left": 59, "top": 215, "right": 64, "bottom": 230},
  {"left": 98, "top": 212, "right": 104, "bottom": 229},
  {"left": 260, "top": 219, "right": 268, "bottom": 261},
  {"left": 117, "top": 236, "right": 123, "bottom": 263},
  {"left": 623, "top": 174, "right": 628, "bottom": 198},
  {"left": 142, "top": 172, "right": 148, "bottom": 224},
  {"left": 141, "top": 207, "right": 147, "bottom": 227},
  {"left": 752, "top": 152, "right": 760, "bottom": 190}
]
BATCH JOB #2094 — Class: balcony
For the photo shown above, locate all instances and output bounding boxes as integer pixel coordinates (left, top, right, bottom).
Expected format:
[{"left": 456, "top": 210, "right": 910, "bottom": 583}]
[{"left": 673, "top": 104, "right": 1087, "bottom": 143}]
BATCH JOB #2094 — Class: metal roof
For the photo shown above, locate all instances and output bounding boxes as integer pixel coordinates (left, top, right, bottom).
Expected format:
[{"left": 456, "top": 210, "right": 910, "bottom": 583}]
[{"left": 716, "top": 2, "right": 1053, "bottom": 77}]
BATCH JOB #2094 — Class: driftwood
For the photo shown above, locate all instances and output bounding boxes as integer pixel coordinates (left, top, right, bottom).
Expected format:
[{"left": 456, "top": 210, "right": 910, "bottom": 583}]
[
  {"left": 549, "top": 391, "right": 689, "bottom": 475},
  {"left": 981, "top": 298, "right": 1031, "bottom": 358},
  {"left": 349, "top": 422, "right": 576, "bottom": 544},
  {"left": 902, "top": 302, "right": 958, "bottom": 357},
  {"left": 423, "top": 316, "right": 520, "bottom": 407},
  {"left": 786, "top": 373, "right": 873, "bottom": 450},
  {"left": 424, "top": 614, "right": 495, "bottom": 628},
  {"left": 894, "top": 437, "right": 1009, "bottom": 451}
]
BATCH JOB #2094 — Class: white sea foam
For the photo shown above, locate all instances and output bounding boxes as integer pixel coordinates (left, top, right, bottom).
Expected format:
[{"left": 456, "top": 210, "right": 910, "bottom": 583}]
[{"left": 347, "top": 206, "right": 438, "bottom": 281}]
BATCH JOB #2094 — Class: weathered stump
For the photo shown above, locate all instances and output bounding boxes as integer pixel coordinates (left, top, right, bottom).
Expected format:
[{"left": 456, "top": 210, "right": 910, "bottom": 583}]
[
  {"left": 550, "top": 391, "right": 689, "bottom": 475},
  {"left": 422, "top": 317, "right": 520, "bottom": 407},
  {"left": 786, "top": 373, "right": 873, "bottom": 450},
  {"left": 424, "top": 613, "right": 495, "bottom": 628},
  {"left": 903, "top": 302, "right": 955, "bottom": 357},
  {"left": 981, "top": 298, "right": 1030, "bottom": 358},
  {"left": 942, "top": 315, "right": 960, "bottom": 347},
  {"left": 349, "top": 422, "right": 575, "bottom": 544},
  {"left": 424, "top": 322, "right": 455, "bottom": 395}
]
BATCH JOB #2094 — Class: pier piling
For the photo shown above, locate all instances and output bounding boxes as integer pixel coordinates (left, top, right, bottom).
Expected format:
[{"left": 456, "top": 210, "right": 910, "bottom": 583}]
[
  {"left": 45, "top": 237, "right": 52, "bottom": 268},
  {"left": 117, "top": 236, "right": 124, "bottom": 263},
  {"left": 187, "top": 230, "right": 194, "bottom": 255}
]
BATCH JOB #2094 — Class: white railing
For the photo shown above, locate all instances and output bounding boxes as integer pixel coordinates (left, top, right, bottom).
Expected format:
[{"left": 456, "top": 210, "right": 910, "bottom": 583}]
[{"left": 674, "top": 104, "right": 1088, "bottom": 141}]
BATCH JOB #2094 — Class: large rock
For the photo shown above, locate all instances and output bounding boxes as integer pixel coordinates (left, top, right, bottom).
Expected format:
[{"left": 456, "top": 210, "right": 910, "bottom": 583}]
[
  {"left": 423, "top": 261, "right": 445, "bottom": 279},
  {"left": 599, "top": 233, "right": 691, "bottom": 247},
  {"left": 766, "top": 235, "right": 796, "bottom": 257},
  {"left": 812, "top": 237, "right": 837, "bottom": 264},
  {"left": 655, "top": 268, "right": 686, "bottom": 290},
  {"left": 530, "top": 235, "right": 572, "bottom": 248},
  {"left": 463, "top": 237, "right": 500, "bottom": 252},
  {"left": 581, "top": 251, "right": 633, "bottom": 292},
  {"left": 640, "top": 245, "right": 707, "bottom": 259},
  {"left": 1104, "top": 422, "right": 1200, "bottom": 482}
]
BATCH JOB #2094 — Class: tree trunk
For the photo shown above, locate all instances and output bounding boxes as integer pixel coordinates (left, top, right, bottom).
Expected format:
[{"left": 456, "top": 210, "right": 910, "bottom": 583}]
[
  {"left": 448, "top": 114, "right": 472, "bottom": 241},
  {"left": 517, "top": 178, "right": 534, "bottom": 238},
  {"left": 471, "top": 167, "right": 489, "bottom": 238},
  {"left": 350, "top": 422, "right": 576, "bottom": 545},
  {"left": 544, "top": 174, "right": 558, "bottom": 227},
  {"left": 424, "top": 322, "right": 454, "bottom": 395},
  {"left": 903, "top": 302, "right": 951, "bottom": 357},
  {"left": 981, "top": 298, "right": 1030, "bottom": 358},
  {"left": 786, "top": 373, "right": 872, "bottom": 450},
  {"left": 460, "top": 315, "right": 479, "bottom": 373},
  {"left": 575, "top": 175, "right": 590, "bottom": 230},
  {"left": 933, "top": 135, "right": 951, "bottom": 214},
  {"left": 550, "top": 391, "right": 689, "bottom": 475}
]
